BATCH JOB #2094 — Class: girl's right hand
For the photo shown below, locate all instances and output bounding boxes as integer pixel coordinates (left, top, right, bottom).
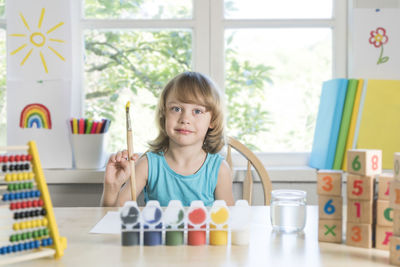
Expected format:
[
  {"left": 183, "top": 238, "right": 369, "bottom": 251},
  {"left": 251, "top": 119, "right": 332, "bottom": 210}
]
[{"left": 104, "top": 150, "right": 139, "bottom": 190}]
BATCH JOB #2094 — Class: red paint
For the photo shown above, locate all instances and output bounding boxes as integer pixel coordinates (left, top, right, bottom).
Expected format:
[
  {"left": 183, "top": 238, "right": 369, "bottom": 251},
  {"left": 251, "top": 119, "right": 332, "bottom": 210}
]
[{"left": 188, "top": 208, "right": 206, "bottom": 225}]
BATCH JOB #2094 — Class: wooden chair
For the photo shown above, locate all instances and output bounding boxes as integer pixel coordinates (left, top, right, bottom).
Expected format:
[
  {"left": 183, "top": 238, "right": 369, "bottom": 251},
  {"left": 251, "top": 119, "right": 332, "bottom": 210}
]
[{"left": 226, "top": 137, "right": 272, "bottom": 205}]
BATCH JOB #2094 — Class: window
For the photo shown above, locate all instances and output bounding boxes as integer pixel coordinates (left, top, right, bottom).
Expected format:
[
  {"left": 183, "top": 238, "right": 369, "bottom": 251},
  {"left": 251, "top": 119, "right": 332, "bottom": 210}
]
[{"left": 0, "top": 0, "right": 346, "bottom": 157}]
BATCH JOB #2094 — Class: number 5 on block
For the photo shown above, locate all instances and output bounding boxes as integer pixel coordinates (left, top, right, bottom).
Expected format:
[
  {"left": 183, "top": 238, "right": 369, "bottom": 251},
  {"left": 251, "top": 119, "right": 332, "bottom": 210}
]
[
  {"left": 346, "top": 174, "right": 374, "bottom": 200},
  {"left": 347, "top": 149, "right": 382, "bottom": 176},
  {"left": 318, "top": 196, "right": 342, "bottom": 219}
]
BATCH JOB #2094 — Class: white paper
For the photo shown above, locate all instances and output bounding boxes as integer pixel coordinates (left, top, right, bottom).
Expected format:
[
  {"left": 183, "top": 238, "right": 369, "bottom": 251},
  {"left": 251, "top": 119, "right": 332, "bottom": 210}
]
[
  {"left": 6, "top": 0, "right": 72, "bottom": 81},
  {"left": 7, "top": 80, "right": 73, "bottom": 168},
  {"left": 350, "top": 8, "right": 400, "bottom": 79},
  {"left": 90, "top": 212, "right": 121, "bottom": 234}
]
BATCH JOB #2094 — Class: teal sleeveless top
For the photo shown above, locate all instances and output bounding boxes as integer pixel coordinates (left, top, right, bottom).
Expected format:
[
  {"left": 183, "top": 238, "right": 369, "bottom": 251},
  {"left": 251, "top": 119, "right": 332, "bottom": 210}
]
[{"left": 144, "top": 152, "right": 223, "bottom": 207}]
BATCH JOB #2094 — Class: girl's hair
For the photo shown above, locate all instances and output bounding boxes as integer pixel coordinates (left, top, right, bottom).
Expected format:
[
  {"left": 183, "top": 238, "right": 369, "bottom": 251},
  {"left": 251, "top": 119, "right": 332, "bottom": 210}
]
[{"left": 148, "top": 72, "right": 225, "bottom": 154}]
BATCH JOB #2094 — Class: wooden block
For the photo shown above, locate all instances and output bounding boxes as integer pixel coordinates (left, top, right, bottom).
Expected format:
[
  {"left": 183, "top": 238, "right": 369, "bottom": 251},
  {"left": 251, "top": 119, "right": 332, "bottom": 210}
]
[
  {"left": 345, "top": 222, "right": 372, "bottom": 248},
  {"left": 318, "top": 196, "right": 342, "bottom": 220},
  {"left": 395, "top": 152, "right": 400, "bottom": 181},
  {"left": 376, "top": 200, "right": 393, "bottom": 226},
  {"left": 346, "top": 174, "right": 374, "bottom": 200},
  {"left": 394, "top": 209, "right": 400, "bottom": 236},
  {"left": 390, "top": 180, "right": 400, "bottom": 210},
  {"left": 347, "top": 199, "right": 373, "bottom": 224},
  {"left": 317, "top": 170, "right": 342, "bottom": 196},
  {"left": 378, "top": 173, "right": 394, "bottom": 200},
  {"left": 318, "top": 219, "right": 342, "bottom": 243},
  {"left": 347, "top": 149, "right": 382, "bottom": 176},
  {"left": 390, "top": 236, "right": 400, "bottom": 265},
  {"left": 375, "top": 225, "right": 393, "bottom": 250}
]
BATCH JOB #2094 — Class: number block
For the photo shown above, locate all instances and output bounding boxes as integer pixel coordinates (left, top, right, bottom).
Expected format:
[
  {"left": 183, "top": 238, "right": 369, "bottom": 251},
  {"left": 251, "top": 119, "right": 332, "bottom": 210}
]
[
  {"left": 318, "top": 196, "right": 342, "bottom": 219},
  {"left": 317, "top": 170, "right": 342, "bottom": 196},
  {"left": 347, "top": 149, "right": 382, "bottom": 176},
  {"left": 375, "top": 225, "right": 393, "bottom": 250},
  {"left": 395, "top": 153, "right": 400, "bottom": 181},
  {"left": 318, "top": 219, "right": 342, "bottom": 243},
  {"left": 346, "top": 222, "right": 372, "bottom": 248},
  {"left": 347, "top": 199, "right": 373, "bottom": 224},
  {"left": 377, "top": 200, "right": 393, "bottom": 226},
  {"left": 346, "top": 174, "right": 374, "bottom": 200},
  {"left": 378, "top": 173, "right": 394, "bottom": 200},
  {"left": 390, "top": 180, "right": 400, "bottom": 210},
  {"left": 390, "top": 236, "right": 400, "bottom": 265},
  {"left": 394, "top": 210, "right": 400, "bottom": 236}
]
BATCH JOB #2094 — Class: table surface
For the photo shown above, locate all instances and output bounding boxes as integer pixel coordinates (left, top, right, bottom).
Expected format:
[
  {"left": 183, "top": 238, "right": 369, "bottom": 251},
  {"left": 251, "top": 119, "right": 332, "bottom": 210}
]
[{"left": 0, "top": 206, "right": 392, "bottom": 267}]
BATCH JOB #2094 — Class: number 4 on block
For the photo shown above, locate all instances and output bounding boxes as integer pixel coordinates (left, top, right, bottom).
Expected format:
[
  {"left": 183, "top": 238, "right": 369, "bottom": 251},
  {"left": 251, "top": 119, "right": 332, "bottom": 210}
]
[
  {"left": 317, "top": 170, "right": 342, "bottom": 196},
  {"left": 318, "top": 196, "right": 342, "bottom": 220},
  {"left": 347, "top": 149, "right": 382, "bottom": 176}
]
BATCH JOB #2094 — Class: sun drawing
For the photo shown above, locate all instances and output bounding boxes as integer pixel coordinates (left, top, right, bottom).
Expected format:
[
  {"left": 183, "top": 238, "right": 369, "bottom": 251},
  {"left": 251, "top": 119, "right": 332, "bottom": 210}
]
[{"left": 9, "top": 8, "right": 66, "bottom": 74}]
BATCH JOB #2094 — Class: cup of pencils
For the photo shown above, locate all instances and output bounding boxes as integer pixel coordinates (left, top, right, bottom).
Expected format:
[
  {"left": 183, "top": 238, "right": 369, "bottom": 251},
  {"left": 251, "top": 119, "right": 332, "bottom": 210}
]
[{"left": 69, "top": 118, "right": 111, "bottom": 169}]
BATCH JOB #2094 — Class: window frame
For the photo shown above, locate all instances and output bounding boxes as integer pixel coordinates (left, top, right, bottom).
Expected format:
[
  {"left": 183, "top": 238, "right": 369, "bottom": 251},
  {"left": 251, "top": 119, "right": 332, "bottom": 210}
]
[{"left": 1, "top": 0, "right": 347, "bottom": 168}]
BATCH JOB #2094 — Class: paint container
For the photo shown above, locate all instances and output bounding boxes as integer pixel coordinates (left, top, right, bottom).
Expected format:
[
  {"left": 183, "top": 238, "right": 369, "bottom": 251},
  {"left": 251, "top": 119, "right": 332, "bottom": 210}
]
[
  {"left": 230, "top": 200, "right": 251, "bottom": 245},
  {"left": 120, "top": 201, "right": 141, "bottom": 246},
  {"left": 142, "top": 201, "right": 163, "bottom": 246},
  {"left": 187, "top": 201, "right": 208, "bottom": 246},
  {"left": 209, "top": 200, "right": 230, "bottom": 246},
  {"left": 164, "top": 200, "right": 185, "bottom": 246}
]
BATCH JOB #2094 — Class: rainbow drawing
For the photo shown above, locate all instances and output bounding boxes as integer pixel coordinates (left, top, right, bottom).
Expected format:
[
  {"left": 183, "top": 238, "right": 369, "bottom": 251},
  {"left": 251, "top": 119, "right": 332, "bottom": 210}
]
[{"left": 20, "top": 103, "right": 52, "bottom": 129}]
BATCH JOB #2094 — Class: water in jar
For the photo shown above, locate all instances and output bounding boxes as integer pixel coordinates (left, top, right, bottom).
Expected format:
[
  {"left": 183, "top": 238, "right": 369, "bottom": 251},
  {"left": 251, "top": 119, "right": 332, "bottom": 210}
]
[{"left": 270, "top": 190, "right": 306, "bottom": 233}]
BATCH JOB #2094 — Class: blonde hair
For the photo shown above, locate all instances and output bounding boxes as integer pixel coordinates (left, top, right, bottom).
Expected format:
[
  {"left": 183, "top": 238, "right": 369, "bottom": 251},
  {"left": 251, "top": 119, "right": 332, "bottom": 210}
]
[{"left": 148, "top": 72, "right": 225, "bottom": 154}]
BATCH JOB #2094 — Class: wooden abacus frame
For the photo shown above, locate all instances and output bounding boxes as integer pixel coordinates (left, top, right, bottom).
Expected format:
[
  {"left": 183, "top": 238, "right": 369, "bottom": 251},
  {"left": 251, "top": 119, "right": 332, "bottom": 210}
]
[{"left": 0, "top": 141, "right": 67, "bottom": 265}]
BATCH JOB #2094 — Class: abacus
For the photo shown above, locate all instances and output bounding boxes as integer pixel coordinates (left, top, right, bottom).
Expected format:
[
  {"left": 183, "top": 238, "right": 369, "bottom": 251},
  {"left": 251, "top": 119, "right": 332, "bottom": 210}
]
[{"left": 0, "top": 141, "right": 67, "bottom": 265}]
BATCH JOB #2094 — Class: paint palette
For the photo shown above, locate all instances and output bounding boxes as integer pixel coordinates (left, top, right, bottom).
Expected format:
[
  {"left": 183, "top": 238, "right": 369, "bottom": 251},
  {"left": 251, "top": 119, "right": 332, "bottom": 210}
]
[{"left": 120, "top": 199, "right": 251, "bottom": 246}]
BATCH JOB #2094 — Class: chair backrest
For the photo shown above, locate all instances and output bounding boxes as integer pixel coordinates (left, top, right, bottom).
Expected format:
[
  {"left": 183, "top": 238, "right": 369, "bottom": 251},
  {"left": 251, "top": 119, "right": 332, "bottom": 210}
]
[{"left": 226, "top": 137, "right": 272, "bottom": 205}]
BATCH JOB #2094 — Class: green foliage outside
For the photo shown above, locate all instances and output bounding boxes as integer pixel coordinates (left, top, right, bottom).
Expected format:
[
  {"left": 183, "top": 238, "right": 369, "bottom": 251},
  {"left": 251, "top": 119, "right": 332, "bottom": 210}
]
[
  {"left": 84, "top": 1, "right": 273, "bottom": 152},
  {"left": 0, "top": 30, "right": 6, "bottom": 146}
]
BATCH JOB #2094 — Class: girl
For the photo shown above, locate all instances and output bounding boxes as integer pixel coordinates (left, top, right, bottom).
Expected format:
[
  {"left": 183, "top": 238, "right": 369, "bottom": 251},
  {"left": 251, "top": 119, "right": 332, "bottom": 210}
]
[{"left": 101, "top": 72, "right": 234, "bottom": 207}]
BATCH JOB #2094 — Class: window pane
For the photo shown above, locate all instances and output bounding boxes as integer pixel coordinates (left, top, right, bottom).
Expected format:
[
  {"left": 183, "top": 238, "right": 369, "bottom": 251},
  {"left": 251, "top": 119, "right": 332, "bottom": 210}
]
[
  {"left": 225, "top": 0, "right": 332, "bottom": 19},
  {"left": 84, "top": 30, "right": 192, "bottom": 152},
  {"left": 225, "top": 28, "right": 332, "bottom": 152},
  {"left": 0, "top": 29, "right": 5, "bottom": 146},
  {"left": 0, "top": 0, "right": 4, "bottom": 18},
  {"left": 84, "top": 0, "right": 193, "bottom": 19}
]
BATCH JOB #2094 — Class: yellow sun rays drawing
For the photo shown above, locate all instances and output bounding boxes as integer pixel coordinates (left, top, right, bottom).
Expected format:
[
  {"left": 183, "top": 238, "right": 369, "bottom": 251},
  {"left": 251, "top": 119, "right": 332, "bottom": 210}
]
[{"left": 9, "top": 8, "right": 66, "bottom": 74}]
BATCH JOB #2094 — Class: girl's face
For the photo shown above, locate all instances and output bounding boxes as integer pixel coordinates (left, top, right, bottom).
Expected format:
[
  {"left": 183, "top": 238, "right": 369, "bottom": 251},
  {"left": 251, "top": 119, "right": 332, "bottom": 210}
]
[{"left": 164, "top": 92, "right": 212, "bottom": 149}]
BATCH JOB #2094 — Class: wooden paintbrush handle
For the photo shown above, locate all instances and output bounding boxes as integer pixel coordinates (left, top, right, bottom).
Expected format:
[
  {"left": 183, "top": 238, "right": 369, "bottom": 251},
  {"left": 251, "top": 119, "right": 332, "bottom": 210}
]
[{"left": 127, "top": 130, "right": 136, "bottom": 201}]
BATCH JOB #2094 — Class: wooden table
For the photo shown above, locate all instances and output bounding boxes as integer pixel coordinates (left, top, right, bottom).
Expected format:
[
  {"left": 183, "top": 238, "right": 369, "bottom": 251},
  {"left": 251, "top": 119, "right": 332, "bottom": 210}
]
[{"left": 0, "top": 206, "right": 392, "bottom": 267}]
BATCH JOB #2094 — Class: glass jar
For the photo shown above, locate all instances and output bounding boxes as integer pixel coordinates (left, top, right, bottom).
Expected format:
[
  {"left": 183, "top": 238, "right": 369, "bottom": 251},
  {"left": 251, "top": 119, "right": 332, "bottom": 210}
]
[{"left": 270, "top": 190, "right": 307, "bottom": 233}]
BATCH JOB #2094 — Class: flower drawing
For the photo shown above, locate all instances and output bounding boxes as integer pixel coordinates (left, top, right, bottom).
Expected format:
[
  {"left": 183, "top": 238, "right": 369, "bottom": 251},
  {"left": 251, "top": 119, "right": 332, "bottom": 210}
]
[{"left": 369, "top": 27, "right": 389, "bottom": 65}]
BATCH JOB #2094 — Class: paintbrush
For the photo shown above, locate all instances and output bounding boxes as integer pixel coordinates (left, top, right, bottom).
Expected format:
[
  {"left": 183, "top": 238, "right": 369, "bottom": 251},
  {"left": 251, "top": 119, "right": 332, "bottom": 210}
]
[{"left": 126, "top": 101, "right": 136, "bottom": 201}]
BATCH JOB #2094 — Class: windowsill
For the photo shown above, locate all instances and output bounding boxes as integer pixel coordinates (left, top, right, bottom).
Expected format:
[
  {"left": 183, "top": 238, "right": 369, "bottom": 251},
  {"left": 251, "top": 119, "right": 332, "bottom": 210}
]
[{"left": 40, "top": 165, "right": 317, "bottom": 184}]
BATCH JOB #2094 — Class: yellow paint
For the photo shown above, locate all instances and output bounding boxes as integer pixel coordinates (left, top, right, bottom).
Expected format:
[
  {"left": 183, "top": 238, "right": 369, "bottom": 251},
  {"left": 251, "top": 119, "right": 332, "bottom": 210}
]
[
  {"left": 38, "top": 8, "right": 45, "bottom": 29},
  {"left": 40, "top": 51, "right": 48, "bottom": 73},
  {"left": 19, "top": 12, "right": 30, "bottom": 31},
  {"left": 47, "top": 22, "right": 64, "bottom": 34},
  {"left": 48, "top": 46, "right": 65, "bottom": 61},
  {"left": 11, "top": 44, "right": 27, "bottom": 55},
  {"left": 9, "top": 34, "right": 26, "bottom": 37},
  {"left": 49, "top": 38, "right": 65, "bottom": 43},
  {"left": 30, "top": 32, "right": 46, "bottom": 47},
  {"left": 10, "top": 10, "right": 66, "bottom": 74},
  {"left": 21, "top": 48, "right": 33, "bottom": 66},
  {"left": 210, "top": 207, "right": 229, "bottom": 225}
]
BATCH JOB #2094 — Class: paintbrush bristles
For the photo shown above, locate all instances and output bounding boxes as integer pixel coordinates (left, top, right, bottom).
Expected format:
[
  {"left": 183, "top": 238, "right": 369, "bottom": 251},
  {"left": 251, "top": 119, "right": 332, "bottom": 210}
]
[{"left": 125, "top": 101, "right": 132, "bottom": 131}]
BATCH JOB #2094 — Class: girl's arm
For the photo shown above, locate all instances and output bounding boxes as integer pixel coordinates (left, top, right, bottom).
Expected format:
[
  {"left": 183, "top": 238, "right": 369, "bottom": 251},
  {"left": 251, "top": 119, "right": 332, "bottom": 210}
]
[
  {"left": 116, "top": 155, "right": 148, "bottom": 206},
  {"left": 214, "top": 160, "right": 235, "bottom": 206},
  {"left": 101, "top": 151, "right": 148, "bottom": 207}
]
